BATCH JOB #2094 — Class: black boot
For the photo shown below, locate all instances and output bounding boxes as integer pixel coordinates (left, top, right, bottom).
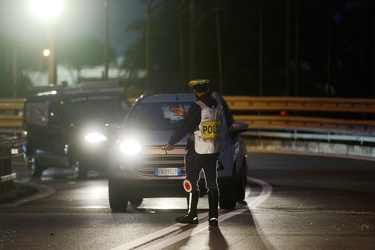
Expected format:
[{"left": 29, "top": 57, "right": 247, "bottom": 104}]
[
  {"left": 176, "top": 192, "right": 199, "bottom": 224},
  {"left": 208, "top": 190, "right": 219, "bottom": 226}
]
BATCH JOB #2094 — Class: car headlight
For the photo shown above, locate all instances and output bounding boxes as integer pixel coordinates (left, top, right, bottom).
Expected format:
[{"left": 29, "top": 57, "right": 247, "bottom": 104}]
[
  {"left": 119, "top": 139, "right": 142, "bottom": 155},
  {"left": 85, "top": 132, "right": 107, "bottom": 143}
]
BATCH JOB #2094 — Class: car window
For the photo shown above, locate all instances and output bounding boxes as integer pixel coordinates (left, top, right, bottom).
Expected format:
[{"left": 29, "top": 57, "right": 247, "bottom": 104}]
[
  {"left": 24, "top": 102, "right": 50, "bottom": 127},
  {"left": 127, "top": 102, "right": 192, "bottom": 130},
  {"left": 64, "top": 95, "right": 130, "bottom": 125},
  {"left": 48, "top": 101, "right": 64, "bottom": 127}
]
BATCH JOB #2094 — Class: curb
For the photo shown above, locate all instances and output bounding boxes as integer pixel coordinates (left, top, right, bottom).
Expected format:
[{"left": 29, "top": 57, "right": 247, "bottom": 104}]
[
  {"left": 0, "top": 181, "right": 55, "bottom": 207},
  {"left": 246, "top": 138, "right": 375, "bottom": 162}
]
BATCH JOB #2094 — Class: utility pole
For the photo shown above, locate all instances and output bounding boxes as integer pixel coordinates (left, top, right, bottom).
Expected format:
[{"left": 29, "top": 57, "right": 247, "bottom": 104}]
[
  {"left": 294, "top": 1, "right": 302, "bottom": 96},
  {"left": 178, "top": 1, "right": 186, "bottom": 91},
  {"left": 373, "top": 2, "right": 375, "bottom": 97},
  {"left": 327, "top": 0, "right": 332, "bottom": 96},
  {"left": 215, "top": 4, "right": 223, "bottom": 95},
  {"left": 285, "top": 0, "right": 291, "bottom": 96},
  {"left": 47, "top": 21, "right": 57, "bottom": 85},
  {"left": 104, "top": 0, "right": 110, "bottom": 80},
  {"left": 259, "top": 0, "right": 266, "bottom": 96},
  {"left": 146, "top": 0, "right": 152, "bottom": 92},
  {"left": 189, "top": 0, "right": 195, "bottom": 79},
  {"left": 12, "top": 46, "right": 17, "bottom": 97}
]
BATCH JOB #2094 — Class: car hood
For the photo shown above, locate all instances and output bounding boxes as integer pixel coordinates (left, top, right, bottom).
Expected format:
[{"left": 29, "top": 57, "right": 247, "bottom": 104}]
[
  {"left": 71, "top": 123, "right": 108, "bottom": 138},
  {"left": 121, "top": 129, "right": 188, "bottom": 146}
]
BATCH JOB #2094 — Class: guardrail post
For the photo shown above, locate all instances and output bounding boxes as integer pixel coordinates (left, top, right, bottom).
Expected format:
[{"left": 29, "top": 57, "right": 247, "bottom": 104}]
[
  {"left": 0, "top": 158, "right": 14, "bottom": 193},
  {"left": 0, "top": 136, "right": 23, "bottom": 196}
]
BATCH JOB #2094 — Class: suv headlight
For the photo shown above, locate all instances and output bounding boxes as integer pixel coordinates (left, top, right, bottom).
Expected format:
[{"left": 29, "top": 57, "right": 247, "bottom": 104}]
[
  {"left": 120, "top": 139, "right": 142, "bottom": 155},
  {"left": 85, "top": 132, "right": 107, "bottom": 143}
]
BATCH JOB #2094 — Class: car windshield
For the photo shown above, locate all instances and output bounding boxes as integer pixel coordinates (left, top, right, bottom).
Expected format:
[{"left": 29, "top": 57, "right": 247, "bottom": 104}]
[
  {"left": 64, "top": 95, "right": 129, "bottom": 125},
  {"left": 126, "top": 102, "right": 192, "bottom": 130}
]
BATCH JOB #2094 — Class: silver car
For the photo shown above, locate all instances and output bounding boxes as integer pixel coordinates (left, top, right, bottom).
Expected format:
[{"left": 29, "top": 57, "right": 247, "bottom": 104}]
[{"left": 107, "top": 93, "right": 248, "bottom": 211}]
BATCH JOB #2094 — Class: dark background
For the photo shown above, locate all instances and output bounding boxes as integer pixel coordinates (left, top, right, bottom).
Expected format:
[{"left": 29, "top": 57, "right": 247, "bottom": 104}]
[{"left": 0, "top": 0, "right": 374, "bottom": 98}]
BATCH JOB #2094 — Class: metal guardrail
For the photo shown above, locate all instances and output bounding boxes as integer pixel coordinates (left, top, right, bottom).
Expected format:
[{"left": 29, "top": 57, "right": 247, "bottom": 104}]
[
  {"left": 0, "top": 98, "right": 24, "bottom": 111},
  {"left": 233, "top": 115, "right": 375, "bottom": 134},
  {"left": 0, "top": 115, "right": 23, "bottom": 127},
  {"left": 0, "top": 99, "right": 24, "bottom": 136},
  {"left": 223, "top": 96, "right": 375, "bottom": 134},
  {"left": 1, "top": 96, "right": 375, "bottom": 136},
  {"left": 0, "top": 136, "right": 26, "bottom": 193},
  {"left": 224, "top": 96, "right": 375, "bottom": 113},
  {"left": 1, "top": 96, "right": 374, "bottom": 195},
  {"left": 223, "top": 97, "right": 374, "bottom": 159},
  {"left": 244, "top": 128, "right": 375, "bottom": 145},
  {"left": 225, "top": 97, "right": 375, "bottom": 157}
]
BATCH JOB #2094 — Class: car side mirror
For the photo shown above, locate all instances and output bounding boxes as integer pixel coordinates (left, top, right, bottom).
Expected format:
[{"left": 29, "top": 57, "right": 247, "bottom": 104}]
[
  {"left": 51, "top": 124, "right": 63, "bottom": 129},
  {"left": 106, "top": 123, "right": 121, "bottom": 134},
  {"left": 48, "top": 119, "right": 63, "bottom": 129},
  {"left": 105, "top": 123, "right": 122, "bottom": 142},
  {"left": 232, "top": 121, "right": 249, "bottom": 134}
]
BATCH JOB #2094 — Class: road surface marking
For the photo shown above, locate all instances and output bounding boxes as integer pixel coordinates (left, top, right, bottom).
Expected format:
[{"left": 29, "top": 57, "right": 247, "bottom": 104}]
[
  {"left": 0, "top": 181, "right": 55, "bottom": 208},
  {"left": 112, "top": 177, "right": 272, "bottom": 250}
]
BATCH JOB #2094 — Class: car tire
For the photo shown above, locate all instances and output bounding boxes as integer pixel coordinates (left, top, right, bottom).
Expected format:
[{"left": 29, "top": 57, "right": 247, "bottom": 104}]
[
  {"left": 219, "top": 167, "right": 237, "bottom": 209},
  {"left": 75, "top": 161, "right": 88, "bottom": 179},
  {"left": 236, "top": 159, "right": 247, "bottom": 201},
  {"left": 27, "top": 153, "right": 43, "bottom": 178},
  {"left": 72, "top": 160, "right": 81, "bottom": 178},
  {"left": 129, "top": 196, "right": 143, "bottom": 208},
  {"left": 108, "top": 177, "right": 128, "bottom": 211}
]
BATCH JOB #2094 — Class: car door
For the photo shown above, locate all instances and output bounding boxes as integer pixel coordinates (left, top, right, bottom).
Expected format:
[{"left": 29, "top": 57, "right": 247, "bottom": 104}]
[{"left": 25, "top": 100, "right": 68, "bottom": 167}]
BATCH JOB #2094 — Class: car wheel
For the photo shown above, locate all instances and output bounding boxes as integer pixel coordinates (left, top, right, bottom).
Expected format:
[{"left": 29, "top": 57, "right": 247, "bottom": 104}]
[
  {"left": 219, "top": 167, "right": 237, "bottom": 209},
  {"left": 72, "top": 160, "right": 88, "bottom": 179},
  {"left": 27, "top": 153, "right": 43, "bottom": 178},
  {"left": 129, "top": 196, "right": 143, "bottom": 208},
  {"left": 108, "top": 177, "right": 128, "bottom": 211},
  {"left": 236, "top": 158, "right": 247, "bottom": 201},
  {"left": 72, "top": 160, "right": 80, "bottom": 177}
]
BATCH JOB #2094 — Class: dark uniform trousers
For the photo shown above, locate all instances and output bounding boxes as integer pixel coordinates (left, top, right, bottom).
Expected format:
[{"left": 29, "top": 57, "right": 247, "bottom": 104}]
[{"left": 185, "top": 147, "right": 220, "bottom": 193}]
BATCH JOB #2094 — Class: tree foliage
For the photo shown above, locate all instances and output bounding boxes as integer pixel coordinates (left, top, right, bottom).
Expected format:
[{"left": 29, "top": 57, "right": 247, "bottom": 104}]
[
  {"left": 58, "top": 35, "right": 117, "bottom": 84},
  {"left": 122, "top": 0, "right": 374, "bottom": 98},
  {"left": 0, "top": 32, "right": 37, "bottom": 97}
]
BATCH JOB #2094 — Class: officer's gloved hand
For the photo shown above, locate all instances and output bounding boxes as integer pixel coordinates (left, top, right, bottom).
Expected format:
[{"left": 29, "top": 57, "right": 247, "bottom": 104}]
[
  {"left": 170, "top": 105, "right": 186, "bottom": 116},
  {"left": 162, "top": 143, "right": 174, "bottom": 151}
]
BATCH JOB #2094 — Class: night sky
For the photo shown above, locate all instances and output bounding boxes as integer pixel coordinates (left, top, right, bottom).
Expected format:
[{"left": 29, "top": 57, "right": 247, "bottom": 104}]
[
  {"left": 0, "top": 0, "right": 146, "bottom": 55},
  {"left": 0, "top": 0, "right": 373, "bottom": 98}
]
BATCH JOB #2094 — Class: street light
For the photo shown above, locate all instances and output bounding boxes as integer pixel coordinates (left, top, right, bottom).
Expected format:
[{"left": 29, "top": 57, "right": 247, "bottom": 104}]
[
  {"left": 29, "top": 0, "right": 64, "bottom": 85},
  {"left": 43, "top": 49, "right": 51, "bottom": 57},
  {"left": 29, "top": 0, "right": 63, "bottom": 21}
]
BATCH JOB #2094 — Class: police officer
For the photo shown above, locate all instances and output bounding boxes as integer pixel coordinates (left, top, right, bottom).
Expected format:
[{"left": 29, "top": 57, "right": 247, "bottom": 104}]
[{"left": 164, "top": 79, "right": 223, "bottom": 226}]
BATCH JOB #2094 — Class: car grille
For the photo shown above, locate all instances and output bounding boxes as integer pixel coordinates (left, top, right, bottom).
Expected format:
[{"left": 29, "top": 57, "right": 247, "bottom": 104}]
[{"left": 133, "top": 155, "right": 186, "bottom": 176}]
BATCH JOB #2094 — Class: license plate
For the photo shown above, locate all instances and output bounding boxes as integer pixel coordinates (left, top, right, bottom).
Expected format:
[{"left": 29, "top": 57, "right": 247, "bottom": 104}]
[
  {"left": 10, "top": 148, "right": 19, "bottom": 155},
  {"left": 155, "top": 168, "right": 181, "bottom": 176}
]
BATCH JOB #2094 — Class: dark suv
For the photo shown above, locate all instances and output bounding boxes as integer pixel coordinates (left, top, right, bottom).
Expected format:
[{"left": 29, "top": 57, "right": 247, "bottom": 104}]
[
  {"left": 23, "top": 85, "right": 130, "bottom": 178},
  {"left": 108, "top": 93, "right": 248, "bottom": 211}
]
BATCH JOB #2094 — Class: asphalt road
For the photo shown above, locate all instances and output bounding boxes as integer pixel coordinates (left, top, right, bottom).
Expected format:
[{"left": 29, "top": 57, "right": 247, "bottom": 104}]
[{"left": 1, "top": 152, "right": 375, "bottom": 249}]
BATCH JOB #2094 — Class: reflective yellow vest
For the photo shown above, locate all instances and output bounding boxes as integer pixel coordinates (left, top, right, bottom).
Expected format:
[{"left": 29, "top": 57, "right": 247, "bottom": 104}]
[{"left": 194, "top": 101, "right": 223, "bottom": 154}]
